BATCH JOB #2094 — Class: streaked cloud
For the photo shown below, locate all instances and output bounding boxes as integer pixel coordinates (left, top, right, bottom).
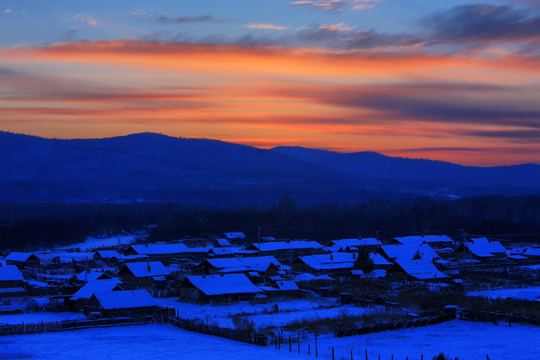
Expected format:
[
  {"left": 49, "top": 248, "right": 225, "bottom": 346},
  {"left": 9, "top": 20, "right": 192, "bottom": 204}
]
[
  {"left": 289, "top": 0, "right": 382, "bottom": 11},
  {"left": 73, "top": 14, "right": 97, "bottom": 27},
  {"left": 245, "top": 23, "right": 289, "bottom": 30},
  {"left": 157, "top": 15, "right": 221, "bottom": 24},
  {"left": 320, "top": 23, "right": 354, "bottom": 31},
  {"left": 1, "top": 40, "right": 539, "bottom": 165},
  {"left": 132, "top": 10, "right": 149, "bottom": 16},
  {"left": 423, "top": 5, "right": 540, "bottom": 46}
]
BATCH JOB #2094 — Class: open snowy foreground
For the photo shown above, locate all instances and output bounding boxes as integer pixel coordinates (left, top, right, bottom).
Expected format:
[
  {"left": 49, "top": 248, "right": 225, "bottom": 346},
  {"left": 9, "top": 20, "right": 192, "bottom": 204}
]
[
  {"left": 0, "top": 324, "right": 310, "bottom": 360},
  {"left": 468, "top": 286, "right": 540, "bottom": 302},
  {"left": 156, "top": 297, "right": 380, "bottom": 329},
  {"left": 307, "top": 320, "right": 540, "bottom": 360},
  {"left": 0, "top": 312, "right": 86, "bottom": 325}
]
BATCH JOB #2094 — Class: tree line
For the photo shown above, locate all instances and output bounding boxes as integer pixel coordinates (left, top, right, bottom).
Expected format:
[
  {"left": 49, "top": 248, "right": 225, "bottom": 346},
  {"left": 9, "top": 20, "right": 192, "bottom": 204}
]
[{"left": 1, "top": 194, "right": 539, "bottom": 253}]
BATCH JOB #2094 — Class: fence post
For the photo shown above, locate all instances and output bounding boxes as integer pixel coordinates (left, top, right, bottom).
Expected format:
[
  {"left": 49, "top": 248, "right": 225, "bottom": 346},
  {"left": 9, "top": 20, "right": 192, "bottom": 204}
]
[
  {"left": 332, "top": 347, "right": 335, "bottom": 360},
  {"left": 315, "top": 332, "right": 318, "bottom": 357},
  {"left": 365, "top": 348, "right": 368, "bottom": 360},
  {"left": 289, "top": 335, "right": 291, "bottom": 352},
  {"left": 298, "top": 332, "right": 300, "bottom": 354},
  {"left": 309, "top": 344, "right": 311, "bottom": 356}
]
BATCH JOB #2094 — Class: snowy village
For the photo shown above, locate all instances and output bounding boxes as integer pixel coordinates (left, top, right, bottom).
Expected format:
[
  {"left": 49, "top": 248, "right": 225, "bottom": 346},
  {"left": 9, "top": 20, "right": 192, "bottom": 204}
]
[{"left": 1, "top": 231, "right": 539, "bottom": 359}]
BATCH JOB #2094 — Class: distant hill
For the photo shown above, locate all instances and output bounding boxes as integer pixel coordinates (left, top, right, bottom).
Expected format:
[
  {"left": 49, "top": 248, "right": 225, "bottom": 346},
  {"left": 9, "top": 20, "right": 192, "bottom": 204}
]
[
  {"left": 271, "top": 146, "right": 540, "bottom": 189},
  {"left": 1, "top": 131, "right": 539, "bottom": 205}
]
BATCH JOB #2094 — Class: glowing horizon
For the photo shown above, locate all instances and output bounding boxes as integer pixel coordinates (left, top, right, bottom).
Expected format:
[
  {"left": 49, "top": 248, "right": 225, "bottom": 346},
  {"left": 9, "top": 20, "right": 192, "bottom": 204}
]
[{"left": 1, "top": 2, "right": 540, "bottom": 166}]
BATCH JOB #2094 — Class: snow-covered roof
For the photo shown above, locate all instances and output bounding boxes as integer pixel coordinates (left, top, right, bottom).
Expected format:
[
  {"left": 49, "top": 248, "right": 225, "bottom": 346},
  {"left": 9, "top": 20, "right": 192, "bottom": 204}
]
[
  {"left": 467, "top": 238, "right": 506, "bottom": 257},
  {"left": 35, "top": 251, "right": 93, "bottom": 264},
  {"left": 379, "top": 243, "right": 439, "bottom": 262},
  {"left": 216, "top": 238, "right": 230, "bottom": 247},
  {"left": 5, "top": 252, "right": 37, "bottom": 262},
  {"left": 393, "top": 235, "right": 453, "bottom": 246},
  {"left": 275, "top": 280, "right": 299, "bottom": 291},
  {"left": 204, "top": 256, "right": 280, "bottom": 273},
  {"left": 0, "top": 265, "right": 24, "bottom": 281},
  {"left": 184, "top": 274, "right": 262, "bottom": 296},
  {"left": 392, "top": 259, "right": 450, "bottom": 281},
  {"left": 245, "top": 240, "right": 323, "bottom": 252},
  {"left": 76, "top": 270, "right": 113, "bottom": 282},
  {"left": 296, "top": 252, "right": 356, "bottom": 271},
  {"left": 510, "top": 247, "right": 540, "bottom": 257},
  {"left": 325, "top": 238, "right": 381, "bottom": 251},
  {"left": 207, "top": 247, "right": 242, "bottom": 256},
  {"left": 121, "top": 261, "right": 170, "bottom": 278},
  {"left": 370, "top": 253, "right": 392, "bottom": 266},
  {"left": 92, "top": 290, "right": 156, "bottom": 310},
  {"left": 128, "top": 243, "right": 188, "bottom": 255},
  {"left": 94, "top": 250, "right": 121, "bottom": 259},
  {"left": 224, "top": 232, "right": 246, "bottom": 240},
  {"left": 71, "top": 279, "right": 122, "bottom": 300},
  {"left": 261, "top": 236, "right": 276, "bottom": 241}
]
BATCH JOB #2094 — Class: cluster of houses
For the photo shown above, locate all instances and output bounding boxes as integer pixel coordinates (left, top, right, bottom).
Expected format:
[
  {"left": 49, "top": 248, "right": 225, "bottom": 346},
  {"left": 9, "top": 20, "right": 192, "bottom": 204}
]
[{"left": 1, "top": 232, "right": 539, "bottom": 318}]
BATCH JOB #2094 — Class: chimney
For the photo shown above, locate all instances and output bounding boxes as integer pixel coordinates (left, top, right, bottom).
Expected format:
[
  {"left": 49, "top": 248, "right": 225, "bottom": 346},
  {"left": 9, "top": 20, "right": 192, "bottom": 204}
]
[{"left": 147, "top": 262, "right": 151, "bottom": 272}]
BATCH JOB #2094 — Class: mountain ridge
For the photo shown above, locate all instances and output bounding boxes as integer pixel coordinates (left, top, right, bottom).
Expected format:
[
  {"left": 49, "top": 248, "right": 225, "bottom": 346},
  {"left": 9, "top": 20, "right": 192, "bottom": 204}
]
[{"left": 1, "top": 131, "right": 539, "bottom": 205}]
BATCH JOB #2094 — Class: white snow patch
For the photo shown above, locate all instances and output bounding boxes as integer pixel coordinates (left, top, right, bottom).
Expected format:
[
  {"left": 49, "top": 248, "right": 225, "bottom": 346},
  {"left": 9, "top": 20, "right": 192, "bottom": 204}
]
[{"left": 468, "top": 286, "right": 540, "bottom": 302}]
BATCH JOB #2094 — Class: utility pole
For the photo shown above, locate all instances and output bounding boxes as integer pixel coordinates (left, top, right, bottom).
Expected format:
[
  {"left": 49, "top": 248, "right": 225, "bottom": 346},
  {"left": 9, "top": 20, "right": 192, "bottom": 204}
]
[{"left": 258, "top": 226, "right": 261, "bottom": 256}]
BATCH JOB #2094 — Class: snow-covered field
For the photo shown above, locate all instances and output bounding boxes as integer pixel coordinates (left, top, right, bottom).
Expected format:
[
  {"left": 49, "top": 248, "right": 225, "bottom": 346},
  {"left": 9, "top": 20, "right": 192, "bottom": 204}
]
[
  {"left": 0, "top": 312, "right": 86, "bottom": 325},
  {"left": 1, "top": 320, "right": 538, "bottom": 360},
  {"left": 302, "top": 320, "right": 540, "bottom": 360},
  {"left": 156, "top": 298, "right": 379, "bottom": 329},
  {"left": 0, "top": 324, "right": 310, "bottom": 360},
  {"left": 468, "top": 286, "right": 540, "bottom": 301},
  {"left": 58, "top": 233, "right": 143, "bottom": 251}
]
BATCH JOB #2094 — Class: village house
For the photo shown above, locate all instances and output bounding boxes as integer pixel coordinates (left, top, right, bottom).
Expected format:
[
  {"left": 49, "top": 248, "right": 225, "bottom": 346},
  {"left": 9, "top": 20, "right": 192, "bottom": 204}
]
[
  {"left": 377, "top": 242, "right": 439, "bottom": 263},
  {"left": 85, "top": 289, "right": 158, "bottom": 317},
  {"left": 388, "top": 235, "right": 454, "bottom": 249},
  {"left": 224, "top": 232, "right": 247, "bottom": 241},
  {"left": 206, "top": 247, "right": 243, "bottom": 257},
  {"left": 5, "top": 252, "right": 40, "bottom": 270},
  {"left": 124, "top": 243, "right": 208, "bottom": 260},
  {"left": 386, "top": 259, "right": 451, "bottom": 283},
  {"left": 70, "top": 279, "right": 123, "bottom": 311},
  {"left": 179, "top": 273, "right": 262, "bottom": 302},
  {"left": 324, "top": 238, "right": 382, "bottom": 252},
  {"left": 0, "top": 265, "right": 27, "bottom": 299},
  {"left": 93, "top": 250, "right": 121, "bottom": 263},
  {"left": 196, "top": 256, "right": 281, "bottom": 278},
  {"left": 118, "top": 261, "right": 170, "bottom": 290},
  {"left": 292, "top": 252, "right": 357, "bottom": 275},
  {"left": 75, "top": 269, "right": 114, "bottom": 283},
  {"left": 243, "top": 240, "right": 324, "bottom": 256},
  {"left": 456, "top": 237, "right": 507, "bottom": 260}
]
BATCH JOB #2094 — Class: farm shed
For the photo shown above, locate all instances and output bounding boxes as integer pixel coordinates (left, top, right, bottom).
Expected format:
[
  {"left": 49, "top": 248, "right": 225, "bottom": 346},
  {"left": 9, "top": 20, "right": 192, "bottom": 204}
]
[
  {"left": 387, "top": 259, "right": 450, "bottom": 283},
  {"left": 179, "top": 274, "right": 262, "bottom": 302},
  {"left": 118, "top": 261, "right": 170, "bottom": 289},
  {"left": 85, "top": 290, "right": 157, "bottom": 317},
  {"left": 456, "top": 237, "right": 507, "bottom": 260},
  {"left": 5, "top": 252, "right": 40, "bottom": 269}
]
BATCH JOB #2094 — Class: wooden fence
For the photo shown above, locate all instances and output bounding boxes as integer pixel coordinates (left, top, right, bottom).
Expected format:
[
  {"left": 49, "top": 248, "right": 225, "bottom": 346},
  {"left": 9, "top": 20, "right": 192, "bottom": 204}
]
[
  {"left": 0, "top": 315, "right": 153, "bottom": 336},
  {"left": 334, "top": 311, "right": 454, "bottom": 338},
  {"left": 162, "top": 308, "right": 268, "bottom": 346},
  {"left": 459, "top": 309, "right": 540, "bottom": 326}
]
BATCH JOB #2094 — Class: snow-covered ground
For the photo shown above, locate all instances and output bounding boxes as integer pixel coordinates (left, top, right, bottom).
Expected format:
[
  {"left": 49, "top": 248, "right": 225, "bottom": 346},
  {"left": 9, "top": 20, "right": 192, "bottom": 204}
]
[
  {"left": 0, "top": 324, "right": 311, "bottom": 360},
  {"left": 0, "top": 312, "right": 87, "bottom": 325},
  {"left": 57, "top": 233, "right": 143, "bottom": 251},
  {"left": 156, "top": 298, "right": 377, "bottom": 329},
  {"left": 468, "top": 286, "right": 540, "bottom": 302},
  {"left": 301, "top": 320, "right": 540, "bottom": 360},
  {"left": 1, "top": 321, "right": 538, "bottom": 360}
]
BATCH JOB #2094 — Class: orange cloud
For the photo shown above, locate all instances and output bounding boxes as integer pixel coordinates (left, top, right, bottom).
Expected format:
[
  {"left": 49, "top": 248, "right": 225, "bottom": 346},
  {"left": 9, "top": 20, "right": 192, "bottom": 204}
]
[{"left": 1, "top": 40, "right": 540, "bottom": 165}]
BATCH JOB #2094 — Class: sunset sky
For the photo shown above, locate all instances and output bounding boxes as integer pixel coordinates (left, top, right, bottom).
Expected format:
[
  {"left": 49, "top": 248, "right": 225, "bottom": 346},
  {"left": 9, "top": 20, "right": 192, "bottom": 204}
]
[{"left": 1, "top": 1, "right": 539, "bottom": 166}]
